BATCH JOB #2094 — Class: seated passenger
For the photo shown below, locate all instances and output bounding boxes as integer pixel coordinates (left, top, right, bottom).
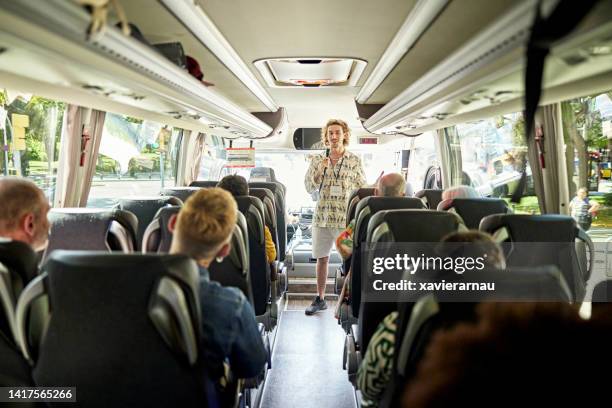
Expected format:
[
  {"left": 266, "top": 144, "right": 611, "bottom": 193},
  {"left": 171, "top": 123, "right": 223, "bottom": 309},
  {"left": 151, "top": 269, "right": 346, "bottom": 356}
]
[
  {"left": 336, "top": 173, "right": 406, "bottom": 260},
  {"left": 436, "top": 185, "right": 480, "bottom": 210},
  {"left": 334, "top": 173, "right": 406, "bottom": 317},
  {"left": 357, "top": 231, "right": 504, "bottom": 408},
  {"left": 168, "top": 188, "right": 267, "bottom": 380},
  {"left": 402, "top": 302, "right": 610, "bottom": 407},
  {"left": 0, "top": 177, "right": 50, "bottom": 251},
  {"left": 217, "top": 174, "right": 276, "bottom": 263}
]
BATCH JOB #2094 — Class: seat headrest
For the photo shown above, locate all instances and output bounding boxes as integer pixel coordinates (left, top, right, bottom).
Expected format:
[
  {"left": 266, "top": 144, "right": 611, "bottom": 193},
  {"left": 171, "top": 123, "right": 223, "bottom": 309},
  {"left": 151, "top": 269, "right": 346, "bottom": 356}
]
[
  {"left": 439, "top": 198, "right": 509, "bottom": 229},
  {"left": 0, "top": 238, "right": 38, "bottom": 286},
  {"left": 356, "top": 196, "right": 425, "bottom": 217},
  {"left": 47, "top": 208, "right": 138, "bottom": 253},
  {"left": 249, "top": 167, "right": 277, "bottom": 182},
  {"left": 160, "top": 187, "right": 201, "bottom": 203},
  {"left": 249, "top": 188, "right": 275, "bottom": 204},
  {"left": 592, "top": 279, "right": 612, "bottom": 302},
  {"left": 414, "top": 189, "right": 443, "bottom": 209},
  {"left": 480, "top": 214, "right": 578, "bottom": 242},
  {"left": 352, "top": 187, "right": 376, "bottom": 201},
  {"left": 143, "top": 206, "right": 181, "bottom": 253},
  {"left": 368, "top": 209, "right": 464, "bottom": 243},
  {"left": 421, "top": 265, "right": 571, "bottom": 302},
  {"left": 248, "top": 181, "right": 285, "bottom": 198},
  {"left": 116, "top": 197, "right": 183, "bottom": 248},
  {"left": 189, "top": 180, "right": 219, "bottom": 188}
]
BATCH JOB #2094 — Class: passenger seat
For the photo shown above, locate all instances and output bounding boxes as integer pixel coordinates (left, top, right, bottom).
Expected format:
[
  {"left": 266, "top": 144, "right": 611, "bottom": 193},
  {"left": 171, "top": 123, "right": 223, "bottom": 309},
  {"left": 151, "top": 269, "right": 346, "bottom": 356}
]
[
  {"left": 0, "top": 239, "right": 37, "bottom": 391},
  {"left": 116, "top": 196, "right": 183, "bottom": 250},
  {"left": 45, "top": 208, "right": 138, "bottom": 257},
  {"left": 414, "top": 189, "right": 443, "bottom": 209},
  {"left": 480, "top": 214, "right": 594, "bottom": 301},
  {"left": 15, "top": 251, "right": 215, "bottom": 407},
  {"left": 160, "top": 186, "right": 201, "bottom": 203},
  {"left": 381, "top": 265, "right": 571, "bottom": 407},
  {"left": 142, "top": 206, "right": 254, "bottom": 306},
  {"left": 437, "top": 197, "right": 510, "bottom": 229},
  {"left": 189, "top": 180, "right": 219, "bottom": 188}
]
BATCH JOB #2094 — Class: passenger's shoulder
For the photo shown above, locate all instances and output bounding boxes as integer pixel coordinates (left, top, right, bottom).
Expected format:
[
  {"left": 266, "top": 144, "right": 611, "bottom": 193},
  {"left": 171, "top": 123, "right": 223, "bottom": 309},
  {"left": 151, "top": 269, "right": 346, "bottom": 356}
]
[{"left": 201, "top": 279, "right": 246, "bottom": 307}]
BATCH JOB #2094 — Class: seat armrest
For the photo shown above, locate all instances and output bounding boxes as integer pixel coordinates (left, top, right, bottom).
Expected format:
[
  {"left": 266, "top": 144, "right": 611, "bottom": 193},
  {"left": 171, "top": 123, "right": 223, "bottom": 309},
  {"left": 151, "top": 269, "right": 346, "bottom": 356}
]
[
  {"left": 344, "top": 333, "right": 361, "bottom": 387},
  {"left": 351, "top": 324, "right": 360, "bottom": 348}
]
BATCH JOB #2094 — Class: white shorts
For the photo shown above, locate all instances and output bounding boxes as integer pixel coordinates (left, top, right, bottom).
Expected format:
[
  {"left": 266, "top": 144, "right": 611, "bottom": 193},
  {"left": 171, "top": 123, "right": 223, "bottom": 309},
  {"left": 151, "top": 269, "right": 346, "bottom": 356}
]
[{"left": 312, "top": 226, "right": 344, "bottom": 259}]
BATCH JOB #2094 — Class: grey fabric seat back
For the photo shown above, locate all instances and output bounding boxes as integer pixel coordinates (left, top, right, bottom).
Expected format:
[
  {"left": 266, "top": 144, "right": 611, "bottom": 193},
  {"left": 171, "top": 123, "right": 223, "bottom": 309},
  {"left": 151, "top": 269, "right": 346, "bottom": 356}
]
[
  {"left": 382, "top": 265, "right": 570, "bottom": 408},
  {"left": 249, "top": 167, "right": 283, "bottom": 189},
  {"left": 480, "top": 214, "right": 593, "bottom": 301},
  {"left": 160, "top": 187, "right": 201, "bottom": 203},
  {"left": 0, "top": 239, "right": 38, "bottom": 389},
  {"left": 141, "top": 206, "right": 181, "bottom": 253},
  {"left": 592, "top": 279, "right": 612, "bottom": 302},
  {"left": 346, "top": 187, "right": 376, "bottom": 226},
  {"left": 0, "top": 239, "right": 38, "bottom": 344},
  {"left": 249, "top": 181, "right": 287, "bottom": 261},
  {"left": 189, "top": 180, "right": 219, "bottom": 188},
  {"left": 235, "top": 196, "right": 269, "bottom": 316},
  {"left": 357, "top": 209, "right": 464, "bottom": 351},
  {"left": 415, "top": 189, "right": 443, "bottom": 209},
  {"left": 45, "top": 208, "right": 138, "bottom": 257},
  {"left": 208, "top": 212, "right": 253, "bottom": 304},
  {"left": 116, "top": 196, "right": 183, "bottom": 250},
  {"left": 141, "top": 207, "right": 253, "bottom": 304},
  {"left": 438, "top": 197, "right": 509, "bottom": 229},
  {"left": 250, "top": 188, "right": 278, "bottom": 260},
  {"left": 18, "top": 251, "right": 209, "bottom": 407},
  {"left": 350, "top": 198, "right": 426, "bottom": 317}
]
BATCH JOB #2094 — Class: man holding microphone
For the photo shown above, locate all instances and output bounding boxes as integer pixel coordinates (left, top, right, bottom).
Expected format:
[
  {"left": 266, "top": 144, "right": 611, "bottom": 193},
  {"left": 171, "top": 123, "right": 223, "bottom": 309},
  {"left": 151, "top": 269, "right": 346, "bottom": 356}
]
[{"left": 304, "top": 119, "right": 366, "bottom": 315}]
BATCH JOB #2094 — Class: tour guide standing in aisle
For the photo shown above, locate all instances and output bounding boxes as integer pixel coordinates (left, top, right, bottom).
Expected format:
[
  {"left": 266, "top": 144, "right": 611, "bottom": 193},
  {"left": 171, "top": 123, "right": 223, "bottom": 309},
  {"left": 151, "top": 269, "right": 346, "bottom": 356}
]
[{"left": 304, "top": 119, "right": 366, "bottom": 315}]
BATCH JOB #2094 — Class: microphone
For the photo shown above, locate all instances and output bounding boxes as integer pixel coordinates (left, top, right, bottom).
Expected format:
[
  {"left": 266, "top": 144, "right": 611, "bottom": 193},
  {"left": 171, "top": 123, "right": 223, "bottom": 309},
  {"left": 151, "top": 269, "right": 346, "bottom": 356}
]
[{"left": 319, "top": 149, "right": 330, "bottom": 192}]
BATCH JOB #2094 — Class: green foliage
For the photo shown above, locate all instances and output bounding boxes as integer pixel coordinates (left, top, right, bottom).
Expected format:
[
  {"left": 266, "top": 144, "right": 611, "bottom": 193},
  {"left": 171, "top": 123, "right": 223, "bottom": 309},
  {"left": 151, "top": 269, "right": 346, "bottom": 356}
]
[
  {"left": 512, "top": 115, "right": 526, "bottom": 147},
  {"left": 128, "top": 153, "right": 161, "bottom": 177},
  {"left": 25, "top": 138, "right": 47, "bottom": 162},
  {"left": 124, "top": 116, "right": 144, "bottom": 125},
  {"left": 96, "top": 154, "right": 120, "bottom": 174},
  {"left": 604, "top": 192, "right": 612, "bottom": 207}
]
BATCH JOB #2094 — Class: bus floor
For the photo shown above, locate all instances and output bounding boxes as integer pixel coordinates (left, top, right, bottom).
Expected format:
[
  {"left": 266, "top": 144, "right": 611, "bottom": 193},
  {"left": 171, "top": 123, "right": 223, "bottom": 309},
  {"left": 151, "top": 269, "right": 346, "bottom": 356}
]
[{"left": 260, "top": 298, "right": 356, "bottom": 408}]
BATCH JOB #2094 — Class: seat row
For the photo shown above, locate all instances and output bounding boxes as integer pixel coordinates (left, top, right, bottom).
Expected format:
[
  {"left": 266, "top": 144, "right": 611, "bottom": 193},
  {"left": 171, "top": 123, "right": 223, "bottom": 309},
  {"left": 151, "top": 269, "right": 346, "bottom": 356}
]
[
  {"left": 0, "top": 177, "right": 287, "bottom": 407},
  {"left": 339, "top": 187, "right": 595, "bottom": 403}
]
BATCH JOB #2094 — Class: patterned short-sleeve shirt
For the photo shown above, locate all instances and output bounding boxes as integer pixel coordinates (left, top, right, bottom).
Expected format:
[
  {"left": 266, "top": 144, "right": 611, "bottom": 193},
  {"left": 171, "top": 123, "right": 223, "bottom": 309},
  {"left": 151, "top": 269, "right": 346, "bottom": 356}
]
[{"left": 304, "top": 150, "right": 366, "bottom": 229}]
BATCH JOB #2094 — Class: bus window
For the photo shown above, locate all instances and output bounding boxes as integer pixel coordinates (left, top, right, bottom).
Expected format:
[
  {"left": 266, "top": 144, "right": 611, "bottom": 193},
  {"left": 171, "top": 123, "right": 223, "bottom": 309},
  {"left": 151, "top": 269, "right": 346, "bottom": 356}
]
[
  {"left": 451, "top": 113, "right": 540, "bottom": 214},
  {"left": 561, "top": 91, "right": 612, "bottom": 239},
  {"left": 197, "top": 135, "right": 226, "bottom": 181},
  {"left": 405, "top": 132, "right": 439, "bottom": 191},
  {"left": 87, "top": 113, "right": 181, "bottom": 207},
  {"left": 0, "top": 90, "right": 65, "bottom": 202}
]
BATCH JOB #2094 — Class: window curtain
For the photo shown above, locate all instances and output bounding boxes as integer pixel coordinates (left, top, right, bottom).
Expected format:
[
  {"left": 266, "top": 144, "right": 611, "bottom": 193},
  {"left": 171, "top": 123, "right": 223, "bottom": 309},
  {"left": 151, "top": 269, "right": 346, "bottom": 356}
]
[
  {"left": 540, "top": 103, "right": 569, "bottom": 214},
  {"left": 177, "top": 131, "right": 206, "bottom": 186},
  {"left": 526, "top": 111, "right": 546, "bottom": 214},
  {"left": 53, "top": 105, "right": 106, "bottom": 208}
]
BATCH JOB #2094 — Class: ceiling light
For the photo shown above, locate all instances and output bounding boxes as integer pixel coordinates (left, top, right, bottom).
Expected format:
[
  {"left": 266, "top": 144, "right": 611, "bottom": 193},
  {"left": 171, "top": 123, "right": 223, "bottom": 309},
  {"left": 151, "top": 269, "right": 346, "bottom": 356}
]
[
  {"left": 356, "top": 0, "right": 449, "bottom": 104},
  {"left": 254, "top": 57, "right": 367, "bottom": 88},
  {"left": 160, "top": 0, "right": 278, "bottom": 112}
]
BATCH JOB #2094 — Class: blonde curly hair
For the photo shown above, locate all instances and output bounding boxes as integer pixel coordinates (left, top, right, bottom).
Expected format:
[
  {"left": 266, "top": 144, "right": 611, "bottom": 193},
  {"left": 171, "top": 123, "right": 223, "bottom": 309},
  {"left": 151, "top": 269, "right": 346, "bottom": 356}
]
[{"left": 321, "top": 119, "right": 350, "bottom": 147}]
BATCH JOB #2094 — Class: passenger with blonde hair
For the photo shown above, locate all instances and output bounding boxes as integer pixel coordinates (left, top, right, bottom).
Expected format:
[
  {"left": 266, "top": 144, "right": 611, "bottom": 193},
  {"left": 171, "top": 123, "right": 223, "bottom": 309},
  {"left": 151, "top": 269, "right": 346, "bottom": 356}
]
[
  {"left": 168, "top": 188, "right": 267, "bottom": 380},
  {"left": 304, "top": 119, "right": 366, "bottom": 315}
]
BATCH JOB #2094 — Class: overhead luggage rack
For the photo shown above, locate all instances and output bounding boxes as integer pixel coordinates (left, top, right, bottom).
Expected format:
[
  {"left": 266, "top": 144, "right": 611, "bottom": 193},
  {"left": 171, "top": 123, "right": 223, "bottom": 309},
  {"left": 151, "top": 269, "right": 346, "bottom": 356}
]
[{"left": 0, "top": 0, "right": 273, "bottom": 138}]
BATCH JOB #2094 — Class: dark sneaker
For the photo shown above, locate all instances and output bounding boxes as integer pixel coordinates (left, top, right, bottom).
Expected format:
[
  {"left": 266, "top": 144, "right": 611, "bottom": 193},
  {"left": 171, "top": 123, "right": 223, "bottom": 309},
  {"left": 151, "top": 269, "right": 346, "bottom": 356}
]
[{"left": 305, "top": 296, "right": 327, "bottom": 315}]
